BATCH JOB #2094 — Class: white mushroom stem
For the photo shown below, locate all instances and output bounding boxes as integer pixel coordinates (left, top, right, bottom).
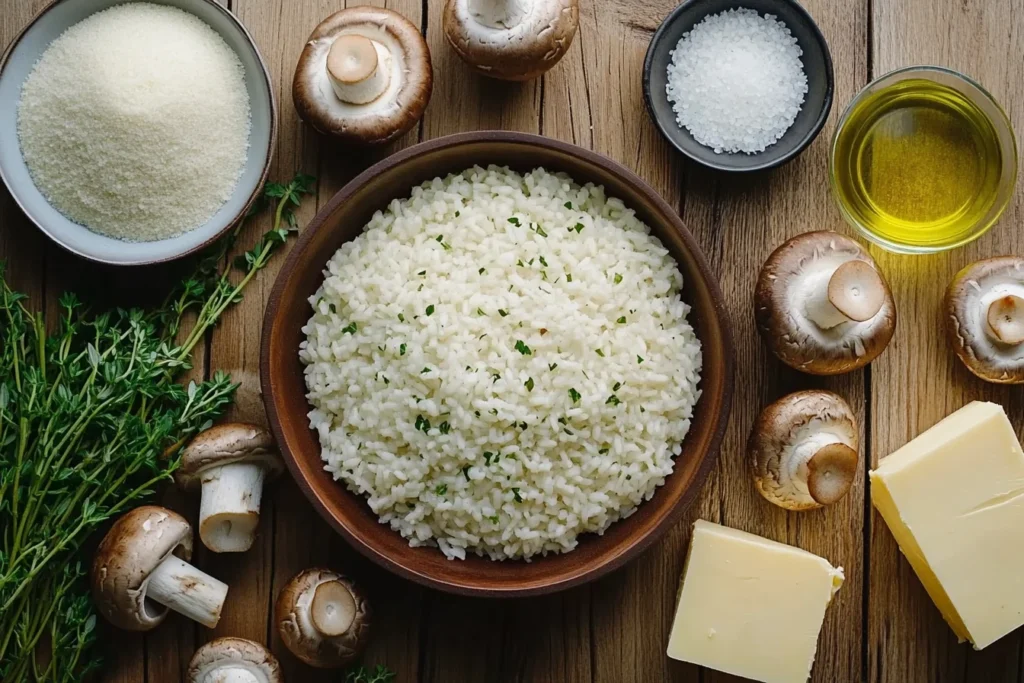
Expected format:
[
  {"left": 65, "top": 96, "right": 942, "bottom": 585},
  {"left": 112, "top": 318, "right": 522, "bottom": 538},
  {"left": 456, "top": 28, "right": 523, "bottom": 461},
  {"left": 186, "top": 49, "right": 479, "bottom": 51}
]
[
  {"left": 804, "top": 260, "right": 885, "bottom": 330},
  {"left": 986, "top": 294, "right": 1024, "bottom": 345},
  {"left": 469, "top": 0, "right": 530, "bottom": 28},
  {"left": 780, "top": 432, "right": 847, "bottom": 502},
  {"left": 310, "top": 580, "right": 357, "bottom": 636},
  {"left": 199, "top": 462, "right": 267, "bottom": 553},
  {"left": 327, "top": 34, "right": 392, "bottom": 104},
  {"left": 201, "top": 668, "right": 262, "bottom": 683},
  {"left": 147, "top": 555, "right": 228, "bottom": 628}
]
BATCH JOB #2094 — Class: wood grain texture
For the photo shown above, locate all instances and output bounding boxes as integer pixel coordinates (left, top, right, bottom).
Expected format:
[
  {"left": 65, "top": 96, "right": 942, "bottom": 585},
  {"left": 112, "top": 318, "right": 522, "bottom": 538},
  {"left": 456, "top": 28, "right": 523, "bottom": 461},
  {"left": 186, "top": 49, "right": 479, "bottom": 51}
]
[
  {"left": 868, "top": 1, "right": 1024, "bottom": 682},
  {"left": 2, "top": 0, "right": 1023, "bottom": 681}
]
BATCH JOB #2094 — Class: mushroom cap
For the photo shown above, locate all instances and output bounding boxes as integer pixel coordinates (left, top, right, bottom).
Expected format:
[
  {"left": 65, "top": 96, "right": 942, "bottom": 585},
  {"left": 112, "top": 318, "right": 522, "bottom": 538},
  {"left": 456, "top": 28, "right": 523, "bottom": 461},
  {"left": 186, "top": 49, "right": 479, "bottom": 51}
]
[
  {"left": 91, "top": 506, "right": 193, "bottom": 631},
  {"left": 755, "top": 231, "right": 896, "bottom": 375},
  {"left": 187, "top": 637, "right": 282, "bottom": 683},
  {"left": 293, "top": 7, "right": 432, "bottom": 144},
  {"left": 946, "top": 256, "right": 1024, "bottom": 384},
  {"left": 177, "top": 423, "right": 282, "bottom": 489},
  {"left": 443, "top": 0, "right": 579, "bottom": 81},
  {"left": 275, "top": 568, "right": 371, "bottom": 668},
  {"left": 749, "top": 390, "right": 859, "bottom": 511}
]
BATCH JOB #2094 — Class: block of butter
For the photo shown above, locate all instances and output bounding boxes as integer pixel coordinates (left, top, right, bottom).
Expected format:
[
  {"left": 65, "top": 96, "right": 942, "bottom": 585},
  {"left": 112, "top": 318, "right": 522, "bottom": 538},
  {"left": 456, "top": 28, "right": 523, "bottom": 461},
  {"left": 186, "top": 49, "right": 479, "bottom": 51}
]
[
  {"left": 871, "top": 401, "right": 1024, "bottom": 649},
  {"left": 667, "top": 520, "right": 844, "bottom": 683}
]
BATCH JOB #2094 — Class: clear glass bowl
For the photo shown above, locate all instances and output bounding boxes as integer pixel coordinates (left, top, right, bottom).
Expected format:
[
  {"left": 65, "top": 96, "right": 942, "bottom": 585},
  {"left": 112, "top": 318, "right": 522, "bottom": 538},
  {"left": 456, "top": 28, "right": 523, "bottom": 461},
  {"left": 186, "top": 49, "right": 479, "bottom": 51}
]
[{"left": 829, "top": 66, "right": 1018, "bottom": 254}]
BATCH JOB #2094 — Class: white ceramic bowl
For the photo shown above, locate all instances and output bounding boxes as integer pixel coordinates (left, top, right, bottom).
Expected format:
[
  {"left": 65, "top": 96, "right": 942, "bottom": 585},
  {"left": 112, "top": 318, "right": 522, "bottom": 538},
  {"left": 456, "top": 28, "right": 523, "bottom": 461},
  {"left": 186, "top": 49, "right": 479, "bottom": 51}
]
[{"left": 0, "top": 0, "right": 276, "bottom": 265}]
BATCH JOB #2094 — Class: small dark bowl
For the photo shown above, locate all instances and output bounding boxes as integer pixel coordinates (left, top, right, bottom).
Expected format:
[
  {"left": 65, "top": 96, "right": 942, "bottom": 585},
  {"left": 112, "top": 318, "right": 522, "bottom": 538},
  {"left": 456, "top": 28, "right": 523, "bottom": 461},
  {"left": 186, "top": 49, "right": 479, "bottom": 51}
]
[
  {"left": 261, "top": 131, "right": 734, "bottom": 597},
  {"left": 643, "top": 0, "right": 834, "bottom": 172}
]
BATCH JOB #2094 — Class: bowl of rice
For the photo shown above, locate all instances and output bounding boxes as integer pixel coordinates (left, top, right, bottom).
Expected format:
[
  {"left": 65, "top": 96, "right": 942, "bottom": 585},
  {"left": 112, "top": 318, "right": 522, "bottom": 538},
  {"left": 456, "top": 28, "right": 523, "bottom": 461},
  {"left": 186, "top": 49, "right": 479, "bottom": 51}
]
[
  {"left": 0, "top": 0, "right": 276, "bottom": 265},
  {"left": 261, "top": 131, "right": 733, "bottom": 596}
]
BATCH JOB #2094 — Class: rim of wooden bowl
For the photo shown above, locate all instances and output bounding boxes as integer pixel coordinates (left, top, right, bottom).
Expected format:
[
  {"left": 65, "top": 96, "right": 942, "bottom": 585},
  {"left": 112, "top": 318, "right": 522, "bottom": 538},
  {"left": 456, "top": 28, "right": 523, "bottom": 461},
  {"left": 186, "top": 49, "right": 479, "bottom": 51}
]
[
  {"left": 260, "top": 131, "right": 734, "bottom": 597},
  {"left": 0, "top": 0, "right": 277, "bottom": 266}
]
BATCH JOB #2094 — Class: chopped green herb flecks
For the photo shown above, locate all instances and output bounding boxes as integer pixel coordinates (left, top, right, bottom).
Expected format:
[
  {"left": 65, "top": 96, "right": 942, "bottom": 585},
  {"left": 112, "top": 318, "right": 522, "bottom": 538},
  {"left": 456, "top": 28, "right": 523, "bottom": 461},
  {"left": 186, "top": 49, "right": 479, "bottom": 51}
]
[
  {"left": 399, "top": 343, "right": 407, "bottom": 356},
  {"left": 436, "top": 484, "right": 447, "bottom": 495},
  {"left": 512, "top": 487, "right": 523, "bottom": 503},
  {"left": 517, "top": 259, "right": 525, "bottom": 267},
  {"left": 595, "top": 348, "right": 605, "bottom": 357},
  {"left": 329, "top": 303, "right": 337, "bottom": 314},
  {"left": 455, "top": 210, "right": 461, "bottom": 217},
  {"left": 614, "top": 273, "right": 623, "bottom": 284},
  {"left": 525, "top": 377, "right": 534, "bottom": 391},
  {"left": 549, "top": 362, "right": 558, "bottom": 371},
  {"left": 342, "top": 322, "right": 357, "bottom": 334},
  {"left": 439, "top": 421, "right": 451, "bottom": 434},
  {"left": 462, "top": 466, "right": 471, "bottom": 481},
  {"left": 535, "top": 225, "right": 548, "bottom": 237},
  {"left": 425, "top": 304, "right": 435, "bottom": 316},
  {"left": 598, "top": 447, "right": 610, "bottom": 455},
  {"left": 514, "top": 340, "right": 532, "bottom": 355},
  {"left": 606, "top": 395, "right": 621, "bottom": 406},
  {"left": 421, "top": 367, "right": 431, "bottom": 374},
  {"left": 637, "top": 355, "right": 644, "bottom": 364},
  {"left": 415, "top": 415, "right": 431, "bottom": 432},
  {"left": 508, "top": 216, "right": 521, "bottom": 226},
  {"left": 436, "top": 234, "right": 444, "bottom": 242},
  {"left": 557, "top": 417, "right": 568, "bottom": 425},
  {"left": 382, "top": 376, "right": 390, "bottom": 385},
  {"left": 492, "top": 373, "right": 501, "bottom": 382},
  {"left": 498, "top": 309, "right": 509, "bottom": 317},
  {"left": 477, "top": 308, "right": 486, "bottom": 316},
  {"left": 484, "top": 451, "right": 494, "bottom": 465},
  {"left": 479, "top": 267, "right": 485, "bottom": 274},
  {"left": 565, "top": 272, "right": 572, "bottom": 283},
  {"left": 617, "top": 316, "right": 626, "bottom": 324},
  {"left": 489, "top": 515, "right": 500, "bottom": 523},
  {"left": 613, "top": 382, "right": 622, "bottom": 391},
  {"left": 539, "top": 256, "right": 548, "bottom": 267},
  {"left": 564, "top": 201, "right": 573, "bottom": 209},
  {"left": 418, "top": 270, "right": 426, "bottom": 276},
  {"left": 574, "top": 222, "right": 584, "bottom": 233},
  {"left": 569, "top": 388, "right": 581, "bottom": 403},
  {"left": 398, "top": 313, "right": 405, "bottom": 322}
]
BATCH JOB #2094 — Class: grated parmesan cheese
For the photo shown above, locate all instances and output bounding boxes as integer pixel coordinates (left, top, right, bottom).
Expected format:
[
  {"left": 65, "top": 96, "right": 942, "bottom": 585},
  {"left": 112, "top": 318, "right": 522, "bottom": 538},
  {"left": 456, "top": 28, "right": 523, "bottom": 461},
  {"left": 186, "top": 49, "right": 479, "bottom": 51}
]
[{"left": 17, "top": 3, "right": 251, "bottom": 242}]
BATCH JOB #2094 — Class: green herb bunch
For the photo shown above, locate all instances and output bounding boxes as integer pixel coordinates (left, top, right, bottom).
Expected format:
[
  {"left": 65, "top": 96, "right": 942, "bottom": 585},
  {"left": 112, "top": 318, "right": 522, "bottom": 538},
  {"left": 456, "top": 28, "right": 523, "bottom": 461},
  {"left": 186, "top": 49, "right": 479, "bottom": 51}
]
[
  {"left": 0, "top": 173, "right": 314, "bottom": 682},
  {"left": 344, "top": 664, "right": 397, "bottom": 683}
]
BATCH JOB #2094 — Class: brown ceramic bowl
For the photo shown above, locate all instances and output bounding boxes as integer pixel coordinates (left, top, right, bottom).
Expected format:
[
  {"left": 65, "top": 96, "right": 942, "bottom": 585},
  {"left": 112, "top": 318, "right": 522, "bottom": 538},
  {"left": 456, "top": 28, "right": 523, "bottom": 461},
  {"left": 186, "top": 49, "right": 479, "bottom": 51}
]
[{"left": 260, "top": 131, "right": 733, "bottom": 597}]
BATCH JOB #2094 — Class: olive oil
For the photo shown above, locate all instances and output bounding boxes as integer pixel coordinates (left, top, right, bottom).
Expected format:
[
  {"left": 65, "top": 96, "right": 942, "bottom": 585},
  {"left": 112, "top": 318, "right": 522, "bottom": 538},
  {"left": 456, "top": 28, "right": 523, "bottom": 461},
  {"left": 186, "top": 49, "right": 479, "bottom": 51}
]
[{"left": 831, "top": 76, "right": 1012, "bottom": 252}]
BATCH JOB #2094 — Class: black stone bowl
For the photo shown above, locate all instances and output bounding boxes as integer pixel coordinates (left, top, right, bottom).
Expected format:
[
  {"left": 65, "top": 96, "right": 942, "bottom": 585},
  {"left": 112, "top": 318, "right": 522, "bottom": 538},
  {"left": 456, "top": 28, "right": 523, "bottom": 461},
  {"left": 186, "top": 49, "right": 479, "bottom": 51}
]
[{"left": 643, "top": 0, "right": 834, "bottom": 172}]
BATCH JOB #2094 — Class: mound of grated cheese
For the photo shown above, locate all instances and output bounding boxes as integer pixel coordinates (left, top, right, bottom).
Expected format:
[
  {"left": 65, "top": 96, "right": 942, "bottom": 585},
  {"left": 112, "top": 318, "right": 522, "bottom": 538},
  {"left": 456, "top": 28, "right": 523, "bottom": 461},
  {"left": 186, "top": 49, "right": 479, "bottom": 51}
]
[{"left": 17, "top": 3, "right": 251, "bottom": 242}]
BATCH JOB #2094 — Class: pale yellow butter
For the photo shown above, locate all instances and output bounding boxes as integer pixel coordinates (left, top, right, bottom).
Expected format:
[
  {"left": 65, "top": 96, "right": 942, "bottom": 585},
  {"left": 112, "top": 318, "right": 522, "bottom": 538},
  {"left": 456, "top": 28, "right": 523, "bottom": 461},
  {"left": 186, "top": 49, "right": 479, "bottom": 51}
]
[
  {"left": 871, "top": 401, "right": 1024, "bottom": 650},
  {"left": 667, "top": 520, "right": 843, "bottom": 683}
]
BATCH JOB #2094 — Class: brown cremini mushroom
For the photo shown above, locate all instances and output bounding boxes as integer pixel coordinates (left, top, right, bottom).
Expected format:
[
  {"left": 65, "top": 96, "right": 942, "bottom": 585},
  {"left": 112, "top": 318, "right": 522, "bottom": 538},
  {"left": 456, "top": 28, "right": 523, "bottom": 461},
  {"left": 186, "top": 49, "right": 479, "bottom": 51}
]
[
  {"left": 187, "top": 638, "right": 282, "bottom": 683},
  {"left": 755, "top": 231, "right": 896, "bottom": 375},
  {"left": 946, "top": 256, "right": 1024, "bottom": 384},
  {"left": 92, "top": 506, "right": 228, "bottom": 631},
  {"left": 275, "top": 568, "right": 371, "bottom": 668},
  {"left": 749, "top": 390, "right": 859, "bottom": 511},
  {"left": 293, "top": 7, "right": 432, "bottom": 143},
  {"left": 443, "top": 0, "right": 579, "bottom": 81},
  {"left": 177, "top": 423, "right": 283, "bottom": 554}
]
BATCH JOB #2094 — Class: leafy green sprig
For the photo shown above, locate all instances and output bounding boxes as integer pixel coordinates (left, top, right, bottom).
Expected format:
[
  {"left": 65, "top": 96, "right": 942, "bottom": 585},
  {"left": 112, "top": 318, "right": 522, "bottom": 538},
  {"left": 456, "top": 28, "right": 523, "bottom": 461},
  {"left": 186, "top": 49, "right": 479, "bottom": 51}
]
[{"left": 0, "top": 172, "right": 314, "bottom": 682}]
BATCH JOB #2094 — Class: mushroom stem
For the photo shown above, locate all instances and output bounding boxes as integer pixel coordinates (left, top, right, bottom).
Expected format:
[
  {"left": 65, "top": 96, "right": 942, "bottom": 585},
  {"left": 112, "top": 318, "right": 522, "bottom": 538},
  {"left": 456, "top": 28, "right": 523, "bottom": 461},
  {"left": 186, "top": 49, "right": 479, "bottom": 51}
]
[
  {"left": 986, "top": 294, "right": 1024, "bottom": 345},
  {"left": 327, "top": 34, "right": 392, "bottom": 104},
  {"left": 805, "top": 260, "right": 885, "bottom": 330},
  {"left": 783, "top": 433, "right": 852, "bottom": 504},
  {"left": 147, "top": 554, "right": 228, "bottom": 628},
  {"left": 199, "top": 462, "right": 267, "bottom": 553},
  {"left": 310, "top": 580, "right": 357, "bottom": 636},
  {"left": 468, "top": 0, "right": 530, "bottom": 28}
]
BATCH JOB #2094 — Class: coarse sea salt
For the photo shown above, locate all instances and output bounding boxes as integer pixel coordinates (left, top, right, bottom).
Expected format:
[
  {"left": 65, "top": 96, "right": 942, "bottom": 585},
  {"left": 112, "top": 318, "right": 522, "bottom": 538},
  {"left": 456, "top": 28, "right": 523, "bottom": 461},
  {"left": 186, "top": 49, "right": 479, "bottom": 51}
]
[
  {"left": 666, "top": 8, "right": 808, "bottom": 155},
  {"left": 17, "top": 3, "right": 251, "bottom": 242}
]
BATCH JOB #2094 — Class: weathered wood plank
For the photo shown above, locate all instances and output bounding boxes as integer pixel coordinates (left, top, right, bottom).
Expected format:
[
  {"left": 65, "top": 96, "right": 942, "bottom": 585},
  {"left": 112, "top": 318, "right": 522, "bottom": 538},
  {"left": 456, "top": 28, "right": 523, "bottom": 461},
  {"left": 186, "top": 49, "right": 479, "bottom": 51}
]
[
  {"left": 868, "top": 1, "right": 1024, "bottom": 682},
  {"left": 678, "top": 1, "right": 869, "bottom": 681}
]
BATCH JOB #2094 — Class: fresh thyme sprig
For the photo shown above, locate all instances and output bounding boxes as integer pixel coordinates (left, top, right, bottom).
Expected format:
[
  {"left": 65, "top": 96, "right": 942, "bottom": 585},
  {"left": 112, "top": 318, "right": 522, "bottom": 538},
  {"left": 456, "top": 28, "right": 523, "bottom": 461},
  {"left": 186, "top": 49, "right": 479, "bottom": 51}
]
[
  {"left": 0, "top": 172, "right": 314, "bottom": 682},
  {"left": 343, "top": 664, "right": 397, "bottom": 683}
]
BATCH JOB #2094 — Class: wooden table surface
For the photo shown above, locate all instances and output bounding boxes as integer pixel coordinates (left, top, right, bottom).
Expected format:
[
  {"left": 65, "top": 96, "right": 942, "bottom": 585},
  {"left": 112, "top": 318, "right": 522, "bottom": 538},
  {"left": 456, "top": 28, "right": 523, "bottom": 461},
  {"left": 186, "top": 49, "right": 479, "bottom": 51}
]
[{"left": 3, "top": 0, "right": 1023, "bottom": 681}]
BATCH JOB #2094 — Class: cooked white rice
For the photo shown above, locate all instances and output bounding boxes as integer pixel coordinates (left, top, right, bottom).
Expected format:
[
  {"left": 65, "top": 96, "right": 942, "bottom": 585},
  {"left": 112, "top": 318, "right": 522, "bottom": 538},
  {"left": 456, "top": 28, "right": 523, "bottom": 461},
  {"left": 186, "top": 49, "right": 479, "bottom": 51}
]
[{"left": 300, "top": 165, "right": 702, "bottom": 560}]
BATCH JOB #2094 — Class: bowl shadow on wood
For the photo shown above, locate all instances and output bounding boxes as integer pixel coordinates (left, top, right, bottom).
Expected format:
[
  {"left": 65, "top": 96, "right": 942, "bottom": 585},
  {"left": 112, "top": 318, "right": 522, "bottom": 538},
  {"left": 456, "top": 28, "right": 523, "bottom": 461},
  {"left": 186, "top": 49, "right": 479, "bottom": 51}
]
[{"left": 261, "top": 131, "right": 734, "bottom": 597}]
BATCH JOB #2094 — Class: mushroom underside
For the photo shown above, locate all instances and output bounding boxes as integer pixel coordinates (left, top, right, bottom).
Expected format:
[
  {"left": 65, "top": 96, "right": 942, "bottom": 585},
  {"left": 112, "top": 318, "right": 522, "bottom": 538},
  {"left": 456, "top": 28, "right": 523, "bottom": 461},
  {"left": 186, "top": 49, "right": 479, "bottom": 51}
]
[
  {"left": 948, "top": 274, "right": 1024, "bottom": 382},
  {"left": 755, "top": 418, "right": 857, "bottom": 509}
]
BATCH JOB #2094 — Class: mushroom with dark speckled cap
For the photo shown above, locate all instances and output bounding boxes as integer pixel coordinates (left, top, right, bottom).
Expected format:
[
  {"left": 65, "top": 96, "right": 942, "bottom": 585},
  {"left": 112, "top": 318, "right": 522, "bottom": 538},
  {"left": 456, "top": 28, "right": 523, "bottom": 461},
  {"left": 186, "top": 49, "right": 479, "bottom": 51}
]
[
  {"left": 749, "top": 390, "right": 859, "bottom": 511},
  {"left": 177, "top": 423, "right": 283, "bottom": 554},
  {"left": 187, "top": 637, "right": 282, "bottom": 683},
  {"left": 91, "top": 506, "right": 228, "bottom": 631},
  {"left": 293, "top": 7, "right": 433, "bottom": 144},
  {"left": 443, "top": 0, "right": 579, "bottom": 81},
  {"left": 945, "top": 256, "right": 1024, "bottom": 384},
  {"left": 755, "top": 231, "right": 896, "bottom": 375},
  {"left": 275, "top": 568, "right": 371, "bottom": 668}
]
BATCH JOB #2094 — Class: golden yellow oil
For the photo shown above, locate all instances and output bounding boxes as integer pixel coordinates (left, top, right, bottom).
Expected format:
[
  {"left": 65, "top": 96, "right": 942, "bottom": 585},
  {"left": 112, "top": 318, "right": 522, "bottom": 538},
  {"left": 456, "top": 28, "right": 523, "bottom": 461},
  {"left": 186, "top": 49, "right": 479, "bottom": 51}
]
[{"left": 832, "top": 78, "right": 1005, "bottom": 251}]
